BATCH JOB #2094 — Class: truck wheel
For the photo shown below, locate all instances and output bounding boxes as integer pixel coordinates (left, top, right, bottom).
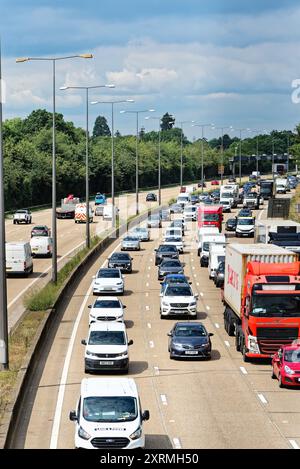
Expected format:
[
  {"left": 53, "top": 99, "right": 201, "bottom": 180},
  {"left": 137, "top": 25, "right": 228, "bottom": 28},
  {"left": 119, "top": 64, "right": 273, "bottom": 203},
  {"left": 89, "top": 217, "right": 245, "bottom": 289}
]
[{"left": 242, "top": 342, "right": 249, "bottom": 362}]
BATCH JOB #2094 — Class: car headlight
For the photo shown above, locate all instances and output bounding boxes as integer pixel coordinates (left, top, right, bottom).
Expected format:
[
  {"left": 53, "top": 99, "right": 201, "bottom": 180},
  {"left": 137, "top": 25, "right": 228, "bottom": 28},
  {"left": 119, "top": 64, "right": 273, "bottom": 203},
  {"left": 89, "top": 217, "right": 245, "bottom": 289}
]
[
  {"left": 78, "top": 426, "right": 91, "bottom": 440},
  {"left": 172, "top": 343, "right": 184, "bottom": 349},
  {"left": 189, "top": 301, "right": 197, "bottom": 306},
  {"left": 284, "top": 365, "right": 295, "bottom": 375},
  {"left": 130, "top": 426, "right": 142, "bottom": 440},
  {"left": 86, "top": 350, "right": 97, "bottom": 357},
  {"left": 116, "top": 281, "right": 123, "bottom": 285},
  {"left": 162, "top": 301, "right": 169, "bottom": 307}
]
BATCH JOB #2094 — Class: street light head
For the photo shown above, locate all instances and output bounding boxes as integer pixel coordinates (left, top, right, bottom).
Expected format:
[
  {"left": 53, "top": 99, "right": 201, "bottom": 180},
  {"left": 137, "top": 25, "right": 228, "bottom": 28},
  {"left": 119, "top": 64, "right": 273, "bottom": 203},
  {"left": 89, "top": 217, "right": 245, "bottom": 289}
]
[
  {"left": 105, "top": 84, "right": 115, "bottom": 88},
  {"left": 148, "top": 109, "right": 155, "bottom": 112},
  {"left": 60, "top": 86, "right": 69, "bottom": 90},
  {"left": 90, "top": 101, "right": 99, "bottom": 105},
  {"left": 120, "top": 110, "right": 126, "bottom": 114},
  {"left": 79, "top": 53, "right": 93, "bottom": 59},
  {"left": 16, "top": 57, "right": 29, "bottom": 63},
  {"left": 126, "top": 99, "right": 134, "bottom": 102}
]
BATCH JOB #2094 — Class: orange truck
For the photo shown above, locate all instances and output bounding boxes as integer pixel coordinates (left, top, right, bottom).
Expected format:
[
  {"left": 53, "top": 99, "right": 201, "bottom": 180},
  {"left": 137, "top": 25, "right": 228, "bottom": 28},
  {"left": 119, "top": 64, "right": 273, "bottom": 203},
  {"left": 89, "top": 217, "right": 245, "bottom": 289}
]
[{"left": 223, "top": 243, "right": 300, "bottom": 362}]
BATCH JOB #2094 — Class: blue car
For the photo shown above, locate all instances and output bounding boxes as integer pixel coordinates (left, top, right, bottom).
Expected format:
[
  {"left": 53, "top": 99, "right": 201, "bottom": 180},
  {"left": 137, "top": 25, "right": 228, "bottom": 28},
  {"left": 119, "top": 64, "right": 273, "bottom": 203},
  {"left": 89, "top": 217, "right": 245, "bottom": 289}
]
[{"left": 160, "top": 274, "right": 190, "bottom": 293}]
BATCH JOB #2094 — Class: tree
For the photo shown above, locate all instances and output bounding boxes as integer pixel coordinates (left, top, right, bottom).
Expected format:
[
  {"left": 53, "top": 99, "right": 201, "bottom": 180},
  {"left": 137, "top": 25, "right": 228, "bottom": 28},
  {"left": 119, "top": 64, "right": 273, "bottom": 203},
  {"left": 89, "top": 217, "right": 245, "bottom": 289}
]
[
  {"left": 92, "top": 116, "right": 111, "bottom": 138},
  {"left": 161, "top": 113, "right": 175, "bottom": 131}
]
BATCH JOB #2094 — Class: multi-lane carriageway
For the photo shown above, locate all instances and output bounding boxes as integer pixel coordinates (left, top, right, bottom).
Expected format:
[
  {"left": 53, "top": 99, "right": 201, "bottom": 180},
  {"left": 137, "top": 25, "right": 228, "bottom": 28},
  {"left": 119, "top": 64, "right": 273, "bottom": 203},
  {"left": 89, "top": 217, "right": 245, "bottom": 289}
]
[{"left": 10, "top": 193, "right": 300, "bottom": 450}]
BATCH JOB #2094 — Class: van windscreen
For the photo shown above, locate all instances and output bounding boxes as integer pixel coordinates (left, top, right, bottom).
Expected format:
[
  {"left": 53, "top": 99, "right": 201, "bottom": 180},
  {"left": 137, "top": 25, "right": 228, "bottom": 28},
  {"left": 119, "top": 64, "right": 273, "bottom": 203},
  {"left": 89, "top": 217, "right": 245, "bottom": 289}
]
[{"left": 83, "top": 396, "right": 137, "bottom": 422}]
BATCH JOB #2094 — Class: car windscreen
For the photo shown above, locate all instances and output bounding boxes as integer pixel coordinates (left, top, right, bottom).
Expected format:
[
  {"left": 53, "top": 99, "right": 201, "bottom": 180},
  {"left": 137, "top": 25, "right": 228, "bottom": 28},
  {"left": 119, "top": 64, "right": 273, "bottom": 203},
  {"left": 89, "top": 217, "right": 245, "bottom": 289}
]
[
  {"left": 284, "top": 350, "right": 300, "bottom": 363},
  {"left": 123, "top": 237, "right": 138, "bottom": 242},
  {"left": 217, "top": 261, "right": 225, "bottom": 273},
  {"left": 227, "top": 219, "right": 236, "bottom": 225},
  {"left": 83, "top": 396, "right": 137, "bottom": 422},
  {"left": 88, "top": 331, "right": 126, "bottom": 345},
  {"left": 111, "top": 253, "right": 130, "bottom": 260},
  {"left": 93, "top": 300, "right": 121, "bottom": 309},
  {"left": 161, "top": 260, "right": 181, "bottom": 267},
  {"left": 217, "top": 256, "right": 225, "bottom": 264},
  {"left": 165, "top": 238, "right": 182, "bottom": 243},
  {"left": 174, "top": 326, "right": 207, "bottom": 337},
  {"left": 16, "top": 210, "right": 27, "bottom": 214},
  {"left": 158, "top": 245, "right": 177, "bottom": 252},
  {"left": 237, "top": 218, "right": 254, "bottom": 225},
  {"left": 165, "top": 286, "right": 192, "bottom": 296},
  {"left": 97, "top": 270, "right": 120, "bottom": 278}
]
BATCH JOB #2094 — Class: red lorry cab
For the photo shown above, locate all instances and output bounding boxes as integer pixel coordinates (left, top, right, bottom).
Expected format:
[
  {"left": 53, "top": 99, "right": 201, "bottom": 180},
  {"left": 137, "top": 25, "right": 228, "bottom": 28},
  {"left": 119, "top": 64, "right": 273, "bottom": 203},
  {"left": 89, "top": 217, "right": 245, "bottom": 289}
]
[{"left": 197, "top": 205, "right": 223, "bottom": 232}]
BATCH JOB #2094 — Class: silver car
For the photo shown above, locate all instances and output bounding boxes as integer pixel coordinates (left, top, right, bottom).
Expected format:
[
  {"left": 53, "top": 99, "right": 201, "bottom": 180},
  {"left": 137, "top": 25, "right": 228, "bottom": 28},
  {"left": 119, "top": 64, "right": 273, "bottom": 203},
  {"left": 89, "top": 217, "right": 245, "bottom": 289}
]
[
  {"left": 121, "top": 235, "right": 141, "bottom": 251},
  {"left": 129, "top": 227, "right": 150, "bottom": 241},
  {"left": 94, "top": 205, "right": 104, "bottom": 216}
]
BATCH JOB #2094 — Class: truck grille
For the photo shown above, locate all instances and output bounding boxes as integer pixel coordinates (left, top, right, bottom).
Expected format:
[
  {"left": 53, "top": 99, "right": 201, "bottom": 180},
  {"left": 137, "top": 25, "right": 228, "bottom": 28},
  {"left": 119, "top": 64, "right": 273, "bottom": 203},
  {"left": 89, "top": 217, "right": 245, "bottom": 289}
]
[
  {"left": 91, "top": 437, "right": 129, "bottom": 449},
  {"left": 257, "top": 327, "right": 298, "bottom": 355}
]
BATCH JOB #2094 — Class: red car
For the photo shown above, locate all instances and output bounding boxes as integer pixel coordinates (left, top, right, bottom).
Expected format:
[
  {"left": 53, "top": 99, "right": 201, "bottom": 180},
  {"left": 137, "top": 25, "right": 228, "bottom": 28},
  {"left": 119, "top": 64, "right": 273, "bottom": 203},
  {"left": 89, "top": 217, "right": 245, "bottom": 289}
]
[
  {"left": 180, "top": 186, "right": 186, "bottom": 193},
  {"left": 272, "top": 341, "right": 300, "bottom": 388},
  {"left": 211, "top": 180, "right": 219, "bottom": 185}
]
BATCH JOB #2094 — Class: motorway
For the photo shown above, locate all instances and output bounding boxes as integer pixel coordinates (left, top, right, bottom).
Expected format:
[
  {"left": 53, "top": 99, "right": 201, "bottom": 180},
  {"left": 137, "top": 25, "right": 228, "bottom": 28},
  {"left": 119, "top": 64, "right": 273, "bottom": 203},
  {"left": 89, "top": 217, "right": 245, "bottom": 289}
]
[
  {"left": 5, "top": 184, "right": 184, "bottom": 330},
  {"left": 10, "top": 190, "right": 300, "bottom": 449}
]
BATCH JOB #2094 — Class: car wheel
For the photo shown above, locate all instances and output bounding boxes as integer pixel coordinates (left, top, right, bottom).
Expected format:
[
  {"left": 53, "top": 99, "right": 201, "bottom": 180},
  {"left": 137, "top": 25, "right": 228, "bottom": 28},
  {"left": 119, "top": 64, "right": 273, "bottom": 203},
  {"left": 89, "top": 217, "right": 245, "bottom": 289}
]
[{"left": 13, "top": 220, "right": 16, "bottom": 224}]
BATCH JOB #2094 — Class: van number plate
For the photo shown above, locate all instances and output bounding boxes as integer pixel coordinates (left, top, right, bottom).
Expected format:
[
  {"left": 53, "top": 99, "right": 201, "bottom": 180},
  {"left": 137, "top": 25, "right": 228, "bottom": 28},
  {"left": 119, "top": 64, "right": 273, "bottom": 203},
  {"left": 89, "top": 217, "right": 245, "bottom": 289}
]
[{"left": 99, "top": 361, "right": 113, "bottom": 365}]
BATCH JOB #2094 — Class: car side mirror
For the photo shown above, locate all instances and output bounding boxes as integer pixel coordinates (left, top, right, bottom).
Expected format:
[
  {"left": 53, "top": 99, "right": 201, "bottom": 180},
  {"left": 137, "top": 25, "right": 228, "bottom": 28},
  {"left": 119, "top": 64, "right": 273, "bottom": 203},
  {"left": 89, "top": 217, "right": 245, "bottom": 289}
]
[
  {"left": 209, "top": 333, "right": 214, "bottom": 337},
  {"left": 81, "top": 339, "right": 87, "bottom": 346},
  {"left": 88, "top": 305, "right": 92, "bottom": 309},
  {"left": 167, "top": 332, "right": 172, "bottom": 337},
  {"left": 69, "top": 410, "right": 78, "bottom": 422},
  {"left": 189, "top": 282, "right": 192, "bottom": 285},
  {"left": 142, "top": 410, "right": 150, "bottom": 421},
  {"left": 128, "top": 339, "right": 134, "bottom": 346},
  {"left": 159, "top": 293, "right": 163, "bottom": 297},
  {"left": 194, "top": 294, "right": 199, "bottom": 299},
  {"left": 123, "top": 305, "right": 127, "bottom": 309}
]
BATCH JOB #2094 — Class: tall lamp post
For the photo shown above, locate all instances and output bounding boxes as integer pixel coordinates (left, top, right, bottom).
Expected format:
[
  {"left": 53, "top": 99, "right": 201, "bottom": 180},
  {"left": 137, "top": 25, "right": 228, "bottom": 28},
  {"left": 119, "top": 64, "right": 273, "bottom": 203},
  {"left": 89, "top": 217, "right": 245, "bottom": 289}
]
[
  {"left": 232, "top": 128, "right": 251, "bottom": 184},
  {"left": 60, "top": 84, "right": 115, "bottom": 247},
  {"left": 0, "top": 42, "right": 8, "bottom": 369},
  {"left": 178, "top": 120, "right": 194, "bottom": 187},
  {"left": 120, "top": 109, "right": 155, "bottom": 215},
  {"left": 91, "top": 98, "right": 134, "bottom": 227},
  {"left": 213, "top": 126, "right": 233, "bottom": 184},
  {"left": 192, "top": 123, "right": 214, "bottom": 193},
  {"left": 248, "top": 128, "right": 267, "bottom": 176},
  {"left": 16, "top": 53, "right": 93, "bottom": 282}
]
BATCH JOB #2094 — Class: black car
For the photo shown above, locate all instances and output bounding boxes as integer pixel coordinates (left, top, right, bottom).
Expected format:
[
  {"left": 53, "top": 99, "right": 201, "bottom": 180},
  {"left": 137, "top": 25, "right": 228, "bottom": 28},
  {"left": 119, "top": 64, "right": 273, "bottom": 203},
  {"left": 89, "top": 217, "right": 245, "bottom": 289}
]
[
  {"left": 198, "top": 182, "right": 206, "bottom": 188},
  {"left": 158, "top": 259, "right": 184, "bottom": 280},
  {"left": 146, "top": 193, "right": 157, "bottom": 202},
  {"left": 168, "top": 322, "right": 213, "bottom": 359},
  {"left": 107, "top": 252, "right": 133, "bottom": 273},
  {"left": 190, "top": 195, "right": 199, "bottom": 205},
  {"left": 214, "top": 261, "right": 225, "bottom": 288},
  {"left": 238, "top": 208, "right": 252, "bottom": 218},
  {"left": 225, "top": 218, "right": 237, "bottom": 232},
  {"left": 155, "top": 245, "right": 179, "bottom": 265}
]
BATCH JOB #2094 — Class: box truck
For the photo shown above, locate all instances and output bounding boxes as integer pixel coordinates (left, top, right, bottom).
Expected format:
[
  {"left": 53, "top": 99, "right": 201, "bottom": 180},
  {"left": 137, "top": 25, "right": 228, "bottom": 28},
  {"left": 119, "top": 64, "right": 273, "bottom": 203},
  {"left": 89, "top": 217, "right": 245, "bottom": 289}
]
[{"left": 223, "top": 243, "right": 300, "bottom": 361}]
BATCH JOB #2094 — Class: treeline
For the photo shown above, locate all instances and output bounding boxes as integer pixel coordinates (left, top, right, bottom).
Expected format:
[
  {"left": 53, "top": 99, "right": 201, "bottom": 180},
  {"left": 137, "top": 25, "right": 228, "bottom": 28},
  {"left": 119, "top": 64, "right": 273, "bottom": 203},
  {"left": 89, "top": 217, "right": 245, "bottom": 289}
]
[{"left": 3, "top": 109, "right": 300, "bottom": 210}]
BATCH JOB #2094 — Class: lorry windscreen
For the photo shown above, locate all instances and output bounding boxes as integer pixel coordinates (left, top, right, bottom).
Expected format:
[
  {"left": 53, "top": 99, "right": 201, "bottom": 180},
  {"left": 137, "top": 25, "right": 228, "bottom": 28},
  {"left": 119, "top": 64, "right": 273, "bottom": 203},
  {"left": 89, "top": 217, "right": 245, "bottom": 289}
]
[
  {"left": 203, "top": 214, "right": 219, "bottom": 221},
  {"left": 221, "top": 193, "right": 233, "bottom": 198},
  {"left": 251, "top": 294, "right": 300, "bottom": 317}
]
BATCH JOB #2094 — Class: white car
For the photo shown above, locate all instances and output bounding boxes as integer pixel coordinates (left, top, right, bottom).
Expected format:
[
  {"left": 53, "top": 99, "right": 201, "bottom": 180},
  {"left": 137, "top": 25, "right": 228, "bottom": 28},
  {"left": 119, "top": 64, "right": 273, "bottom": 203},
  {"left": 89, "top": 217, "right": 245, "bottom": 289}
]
[
  {"left": 163, "top": 237, "right": 184, "bottom": 253},
  {"left": 81, "top": 322, "right": 133, "bottom": 373},
  {"left": 69, "top": 378, "right": 150, "bottom": 449},
  {"left": 160, "top": 283, "right": 198, "bottom": 318},
  {"left": 129, "top": 227, "right": 150, "bottom": 241},
  {"left": 92, "top": 268, "right": 124, "bottom": 295},
  {"left": 88, "top": 297, "right": 126, "bottom": 324},
  {"left": 183, "top": 205, "right": 197, "bottom": 221},
  {"left": 235, "top": 217, "right": 255, "bottom": 238}
]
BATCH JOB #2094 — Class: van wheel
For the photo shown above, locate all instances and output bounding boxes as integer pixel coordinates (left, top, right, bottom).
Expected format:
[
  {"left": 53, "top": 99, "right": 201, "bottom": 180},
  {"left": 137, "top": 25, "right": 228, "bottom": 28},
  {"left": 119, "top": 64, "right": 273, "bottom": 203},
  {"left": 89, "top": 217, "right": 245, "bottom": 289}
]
[{"left": 13, "top": 220, "right": 16, "bottom": 224}]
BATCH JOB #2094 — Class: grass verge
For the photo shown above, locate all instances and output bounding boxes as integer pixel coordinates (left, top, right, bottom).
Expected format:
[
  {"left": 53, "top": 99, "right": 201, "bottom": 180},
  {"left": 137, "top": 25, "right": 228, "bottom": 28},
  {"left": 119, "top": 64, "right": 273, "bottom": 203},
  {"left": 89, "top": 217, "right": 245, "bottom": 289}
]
[{"left": 289, "top": 185, "right": 300, "bottom": 223}]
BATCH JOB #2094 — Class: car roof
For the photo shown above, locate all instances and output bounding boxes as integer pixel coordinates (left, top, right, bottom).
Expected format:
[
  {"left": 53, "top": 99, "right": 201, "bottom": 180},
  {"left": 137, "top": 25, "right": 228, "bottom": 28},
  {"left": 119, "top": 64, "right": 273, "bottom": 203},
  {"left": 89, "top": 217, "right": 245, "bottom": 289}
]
[
  {"left": 174, "top": 321, "right": 206, "bottom": 328},
  {"left": 98, "top": 268, "right": 120, "bottom": 273},
  {"left": 89, "top": 321, "right": 126, "bottom": 332},
  {"left": 93, "top": 296, "right": 120, "bottom": 303},
  {"left": 81, "top": 378, "right": 138, "bottom": 398}
]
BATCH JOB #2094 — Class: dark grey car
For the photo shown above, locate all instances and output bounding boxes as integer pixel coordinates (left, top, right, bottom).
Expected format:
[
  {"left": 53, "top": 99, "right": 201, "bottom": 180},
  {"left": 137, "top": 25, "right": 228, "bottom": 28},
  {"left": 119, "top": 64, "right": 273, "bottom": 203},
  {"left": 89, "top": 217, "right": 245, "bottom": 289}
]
[
  {"left": 158, "top": 259, "right": 184, "bottom": 280},
  {"left": 147, "top": 214, "right": 162, "bottom": 228},
  {"left": 168, "top": 322, "right": 213, "bottom": 359},
  {"left": 170, "top": 203, "right": 183, "bottom": 214},
  {"left": 214, "top": 260, "right": 225, "bottom": 288},
  {"left": 108, "top": 252, "right": 132, "bottom": 273},
  {"left": 155, "top": 244, "right": 179, "bottom": 265}
]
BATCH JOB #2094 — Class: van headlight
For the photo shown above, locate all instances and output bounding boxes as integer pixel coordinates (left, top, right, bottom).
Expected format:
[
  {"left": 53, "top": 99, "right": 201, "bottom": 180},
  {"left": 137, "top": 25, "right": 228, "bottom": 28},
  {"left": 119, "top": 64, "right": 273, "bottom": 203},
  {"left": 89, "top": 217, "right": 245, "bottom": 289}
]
[
  {"left": 86, "top": 350, "right": 97, "bottom": 357},
  {"left": 130, "top": 426, "right": 142, "bottom": 440},
  {"left": 78, "top": 426, "right": 91, "bottom": 440}
]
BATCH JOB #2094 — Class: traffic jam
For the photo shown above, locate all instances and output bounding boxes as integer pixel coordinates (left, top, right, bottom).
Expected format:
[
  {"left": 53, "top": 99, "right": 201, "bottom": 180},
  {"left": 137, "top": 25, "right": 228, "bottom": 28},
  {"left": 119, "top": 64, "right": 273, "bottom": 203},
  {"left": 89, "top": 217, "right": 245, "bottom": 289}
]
[{"left": 68, "top": 173, "right": 300, "bottom": 449}]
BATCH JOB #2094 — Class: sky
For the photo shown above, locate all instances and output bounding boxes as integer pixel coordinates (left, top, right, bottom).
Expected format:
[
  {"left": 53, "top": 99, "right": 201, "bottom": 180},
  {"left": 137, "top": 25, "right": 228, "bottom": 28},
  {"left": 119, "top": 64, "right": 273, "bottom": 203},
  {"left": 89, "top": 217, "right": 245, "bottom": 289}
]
[{"left": 1, "top": 0, "right": 300, "bottom": 140}]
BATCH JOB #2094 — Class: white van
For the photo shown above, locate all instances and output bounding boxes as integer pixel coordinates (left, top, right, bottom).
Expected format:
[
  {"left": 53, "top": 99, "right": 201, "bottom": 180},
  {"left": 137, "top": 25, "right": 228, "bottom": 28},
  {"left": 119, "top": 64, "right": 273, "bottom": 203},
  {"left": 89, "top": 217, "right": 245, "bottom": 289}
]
[
  {"left": 75, "top": 203, "right": 93, "bottom": 223},
  {"left": 6, "top": 242, "right": 33, "bottom": 276},
  {"left": 30, "top": 236, "right": 53, "bottom": 257},
  {"left": 183, "top": 204, "right": 197, "bottom": 221},
  {"left": 103, "top": 204, "right": 118, "bottom": 220},
  {"left": 200, "top": 233, "right": 226, "bottom": 267},
  {"left": 208, "top": 244, "right": 226, "bottom": 279},
  {"left": 176, "top": 194, "right": 191, "bottom": 206},
  {"left": 197, "top": 227, "right": 219, "bottom": 256},
  {"left": 69, "top": 378, "right": 150, "bottom": 449}
]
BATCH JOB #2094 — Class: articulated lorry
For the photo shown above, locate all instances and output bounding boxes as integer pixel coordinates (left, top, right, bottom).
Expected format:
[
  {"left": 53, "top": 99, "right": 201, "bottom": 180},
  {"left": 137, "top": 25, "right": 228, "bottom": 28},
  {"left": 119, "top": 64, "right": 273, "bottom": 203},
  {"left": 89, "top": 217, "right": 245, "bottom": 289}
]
[{"left": 223, "top": 243, "right": 300, "bottom": 361}]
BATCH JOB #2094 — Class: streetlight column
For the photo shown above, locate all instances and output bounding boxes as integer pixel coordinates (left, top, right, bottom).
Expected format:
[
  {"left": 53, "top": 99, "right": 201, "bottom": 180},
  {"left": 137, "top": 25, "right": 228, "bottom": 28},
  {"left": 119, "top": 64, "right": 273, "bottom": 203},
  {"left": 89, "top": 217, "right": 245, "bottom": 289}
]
[
  {"left": 16, "top": 53, "right": 93, "bottom": 282},
  {"left": 192, "top": 123, "right": 214, "bottom": 192},
  {"left": 178, "top": 120, "right": 194, "bottom": 187},
  {"left": 0, "top": 42, "right": 8, "bottom": 369},
  {"left": 213, "top": 126, "right": 232, "bottom": 184},
  {"left": 91, "top": 99, "right": 134, "bottom": 226},
  {"left": 120, "top": 109, "right": 155, "bottom": 216}
]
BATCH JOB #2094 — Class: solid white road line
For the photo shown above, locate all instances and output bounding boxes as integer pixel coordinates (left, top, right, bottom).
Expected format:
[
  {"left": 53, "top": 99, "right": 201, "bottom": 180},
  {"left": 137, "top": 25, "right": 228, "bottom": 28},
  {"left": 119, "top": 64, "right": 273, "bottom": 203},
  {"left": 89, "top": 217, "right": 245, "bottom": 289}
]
[
  {"left": 257, "top": 393, "right": 268, "bottom": 405},
  {"left": 289, "top": 440, "right": 300, "bottom": 450},
  {"left": 224, "top": 341, "right": 230, "bottom": 347},
  {"left": 240, "top": 366, "right": 248, "bottom": 375},
  {"left": 173, "top": 438, "right": 182, "bottom": 449},
  {"left": 160, "top": 394, "right": 168, "bottom": 406},
  {"left": 49, "top": 242, "right": 120, "bottom": 449}
]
